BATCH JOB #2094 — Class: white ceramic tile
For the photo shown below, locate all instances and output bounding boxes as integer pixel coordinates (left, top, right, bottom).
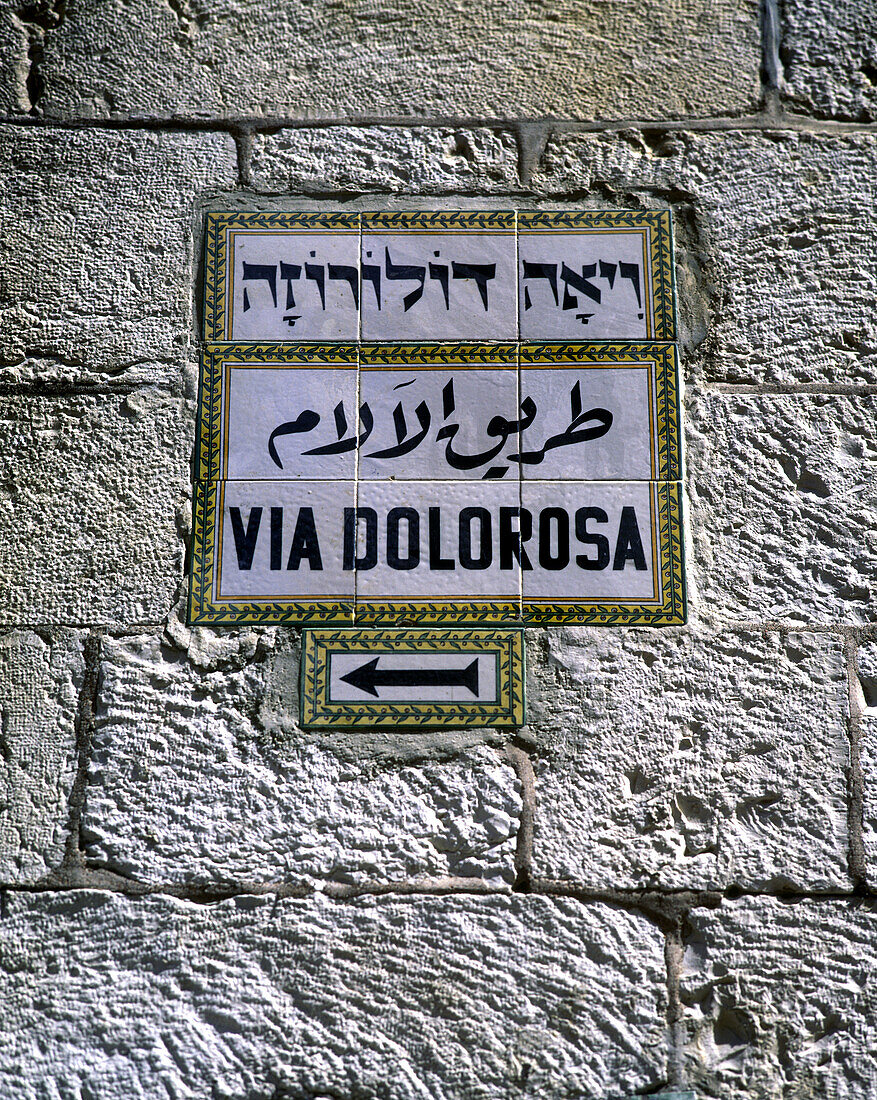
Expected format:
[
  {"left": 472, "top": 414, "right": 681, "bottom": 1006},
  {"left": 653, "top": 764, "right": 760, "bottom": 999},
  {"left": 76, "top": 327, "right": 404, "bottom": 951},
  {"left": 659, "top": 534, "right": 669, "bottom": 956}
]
[
  {"left": 222, "top": 362, "right": 358, "bottom": 479},
  {"left": 353, "top": 481, "right": 521, "bottom": 601},
  {"left": 214, "top": 480, "right": 355, "bottom": 601},
  {"left": 519, "top": 229, "right": 651, "bottom": 340},
  {"left": 358, "top": 364, "right": 520, "bottom": 481},
  {"left": 327, "top": 650, "right": 500, "bottom": 704},
  {"left": 361, "top": 231, "right": 517, "bottom": 340},
  {"left": 228, "top": 231, "right": 360, "bottom": 341},
  {"left": 520, "top": 481, "right": 659, "bottom": 602},
  {"left": 519, "top": 362, "right": 654, "bottom": 480}
]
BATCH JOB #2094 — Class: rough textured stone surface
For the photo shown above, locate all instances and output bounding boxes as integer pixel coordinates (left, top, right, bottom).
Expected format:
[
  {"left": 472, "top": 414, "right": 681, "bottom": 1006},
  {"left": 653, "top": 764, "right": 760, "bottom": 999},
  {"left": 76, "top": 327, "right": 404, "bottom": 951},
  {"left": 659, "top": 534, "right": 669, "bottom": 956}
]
[
  {"left": 251, "top": 127, "right": 519, "bottom": 193},
  {"left": 30, "top": 0, "right": 761, "bottom": 121},
  {"left": 0, "top": 891, "right": 669, "bottom": 1099},
  {"left": 781, "top": 0, "right": 877, "bottom": 121},
  {"left": 857, "top": 637, "right": 877, "bottom": 710},
  {"left": 0, "top": 390, "right": 190, "bottom": 624},
  {"left": 0, "top": 630, "right": 82, "bottom": 883},
  {"left": 530, "top": 131, "right": 877, "bottom": 385},
  {"left": 687, "top": 391, "right": 876, "bottom": 623},
  {"left": 860, "top": 717, "right": 877, "bottom": 885},
  {"left": 682, "top": 898, "right": 877, "bottom": 1097},
  {"left": 855, "top": 637, "right": 877, "bottom": 879},
  {"left": 84, "top": 628, "right": 521, "bottom": 886},
  {"left": 0, "top": 126, "right": 237, "bottom": 387},
  {"left": 0, "top": 11, "right": 28, "bottom": 116},
  {"left": 527, "top": 627, "right": 850, "bottom": 891}
]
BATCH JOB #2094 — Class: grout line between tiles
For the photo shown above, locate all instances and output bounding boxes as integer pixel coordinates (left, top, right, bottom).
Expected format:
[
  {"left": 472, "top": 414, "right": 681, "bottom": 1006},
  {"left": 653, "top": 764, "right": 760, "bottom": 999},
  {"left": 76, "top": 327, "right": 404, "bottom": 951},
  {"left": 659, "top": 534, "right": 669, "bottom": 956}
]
[
  {"left": 514, "top": 211, "right": 524, "bottom": 615},
  {"left": 352, "top": 214, "right": 363, "bottom": 626}
]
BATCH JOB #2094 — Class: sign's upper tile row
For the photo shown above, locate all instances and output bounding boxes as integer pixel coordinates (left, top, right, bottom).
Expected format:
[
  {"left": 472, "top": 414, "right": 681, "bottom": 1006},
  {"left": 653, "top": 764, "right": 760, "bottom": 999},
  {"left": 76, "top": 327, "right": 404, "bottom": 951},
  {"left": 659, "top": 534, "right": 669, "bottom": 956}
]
[{"left": 203, "top": 210, "right": 676, "bottom": 344}]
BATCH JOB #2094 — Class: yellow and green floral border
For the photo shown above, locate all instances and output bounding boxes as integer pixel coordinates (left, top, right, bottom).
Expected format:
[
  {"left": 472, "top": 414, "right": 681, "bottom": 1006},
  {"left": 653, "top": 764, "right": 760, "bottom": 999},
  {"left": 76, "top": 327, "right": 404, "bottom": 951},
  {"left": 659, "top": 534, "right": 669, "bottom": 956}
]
[
  {"left": 354, "top": 599, "right": 523, "bottom": 627},
  {"left": 300, "top": 628, "right": 525, "bottom": 727},
  {"left": 360, "top": 342, "right": 516, "bottom": 366},
  {"left": 361, "top": 211, "right": 515, "bottom": 232}
]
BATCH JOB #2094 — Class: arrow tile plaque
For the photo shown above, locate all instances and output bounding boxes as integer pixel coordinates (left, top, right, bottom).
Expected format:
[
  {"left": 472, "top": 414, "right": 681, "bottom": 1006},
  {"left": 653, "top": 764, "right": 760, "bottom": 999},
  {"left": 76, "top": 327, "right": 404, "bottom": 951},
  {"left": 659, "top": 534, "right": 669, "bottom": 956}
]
[{"left": 300, "top": 628, "right": 525, "bottom": 728}]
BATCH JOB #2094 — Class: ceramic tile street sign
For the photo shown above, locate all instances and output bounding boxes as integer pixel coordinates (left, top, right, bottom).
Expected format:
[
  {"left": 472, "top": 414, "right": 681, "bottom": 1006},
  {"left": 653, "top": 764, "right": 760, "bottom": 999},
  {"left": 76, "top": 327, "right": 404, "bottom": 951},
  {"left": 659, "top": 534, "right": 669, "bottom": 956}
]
[
  {"left": 190, "top": 210, "right": 685, "bottom": 628},
  {"left": 300, "top": 628, "right": 525, "bottom": 728}
]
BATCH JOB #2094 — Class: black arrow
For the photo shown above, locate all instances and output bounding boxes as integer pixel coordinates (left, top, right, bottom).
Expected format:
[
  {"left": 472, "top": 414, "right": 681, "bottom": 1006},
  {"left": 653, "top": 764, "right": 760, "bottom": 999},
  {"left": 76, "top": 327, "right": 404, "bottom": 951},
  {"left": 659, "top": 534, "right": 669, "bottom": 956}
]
[{"left": 340, "top": 656, "right": 480, "bottom": 698}]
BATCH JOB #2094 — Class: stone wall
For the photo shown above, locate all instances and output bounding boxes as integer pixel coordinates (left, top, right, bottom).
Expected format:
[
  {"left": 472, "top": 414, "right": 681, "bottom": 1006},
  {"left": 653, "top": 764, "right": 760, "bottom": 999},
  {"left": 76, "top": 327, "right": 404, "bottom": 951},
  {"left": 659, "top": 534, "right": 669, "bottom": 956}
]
[{"left": 1, "top": 1, "right": 875, "bottom": 1096}]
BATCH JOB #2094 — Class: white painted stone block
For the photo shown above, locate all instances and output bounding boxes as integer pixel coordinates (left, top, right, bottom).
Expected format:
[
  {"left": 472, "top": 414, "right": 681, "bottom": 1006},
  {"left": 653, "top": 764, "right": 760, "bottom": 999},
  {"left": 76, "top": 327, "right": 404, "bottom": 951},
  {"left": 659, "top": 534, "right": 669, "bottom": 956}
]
[
  {"left": 0, "top": 891, "right": 670, "bottom": 1100},
  {"left": 530, "top": 131, "right": 877, "bottom": 385},
  {"left": 83, "top": 630, "right": 521, "bottom": 885},
  {"left": 0, "top": 127, "right": 237, "bottom": 387},
  {"left": 781, "top": 0, "right": 877, "bottom": 121},
  {"left": 0, "top": 630, "right": 82, "bottom": 884},
  {"left": 251, "top": 128, "right": 520, "bottom": 194},
  {"left": 0, "top": 391, "right": 190, "bottom": 624},
  {"left": 527, "top": 626, "right": 850, "bottom": 891},
  {"left": 33, "top": 0, "right": 760, "bottom": 120},
  {"left": 860, "top": 717, "right": 877, "bottom": 885},
  {"left": 687, "top": 391, "right": 877, "bottom": 624},
  {"left": 854, "top": 637, "right": 877, "bottom": 881},
  {"left": 682, "top": 897, "right": 877, "bottom": 1097}
]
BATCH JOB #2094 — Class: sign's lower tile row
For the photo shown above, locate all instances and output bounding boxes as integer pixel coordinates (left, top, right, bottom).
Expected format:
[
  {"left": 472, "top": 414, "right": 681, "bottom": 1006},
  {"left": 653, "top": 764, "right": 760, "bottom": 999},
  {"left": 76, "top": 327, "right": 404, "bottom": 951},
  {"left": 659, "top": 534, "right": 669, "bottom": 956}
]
[{"left": 188, "top": 478, "right": 685, "bottom": 626}]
